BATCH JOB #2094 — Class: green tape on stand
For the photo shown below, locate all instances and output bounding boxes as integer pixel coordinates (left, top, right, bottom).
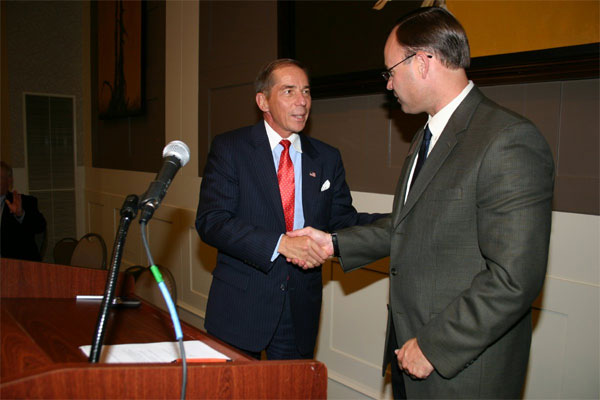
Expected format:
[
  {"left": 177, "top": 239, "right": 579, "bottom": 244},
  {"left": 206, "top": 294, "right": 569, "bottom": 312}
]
[{"left": 150, "top": 265, "right": 164, "bottom": 283}]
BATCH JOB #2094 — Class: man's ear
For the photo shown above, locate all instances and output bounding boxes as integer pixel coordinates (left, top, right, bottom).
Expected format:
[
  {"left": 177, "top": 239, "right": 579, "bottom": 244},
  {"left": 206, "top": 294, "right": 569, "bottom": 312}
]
[
  {"left": 256, "top": 92, "right": 269, "bottom": 112},
  {"left": 417, "top": 53, "right": 430, "bottom": 79}
]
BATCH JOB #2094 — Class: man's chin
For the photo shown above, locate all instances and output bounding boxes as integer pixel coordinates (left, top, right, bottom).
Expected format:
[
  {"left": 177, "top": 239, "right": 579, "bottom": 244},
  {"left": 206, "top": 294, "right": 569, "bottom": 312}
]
[
  {"left": 399, "top": 102, "right": 417, "bottom": 115},
  {"left": 291, "top": 122, "right": 307, "bottom": 132}
]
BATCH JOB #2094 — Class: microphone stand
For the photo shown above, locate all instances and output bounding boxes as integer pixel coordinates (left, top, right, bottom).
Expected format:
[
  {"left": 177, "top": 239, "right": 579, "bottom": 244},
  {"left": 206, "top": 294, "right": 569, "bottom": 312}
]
[{"left": 89, "top": 194, "right": 139, "bottom": 363}]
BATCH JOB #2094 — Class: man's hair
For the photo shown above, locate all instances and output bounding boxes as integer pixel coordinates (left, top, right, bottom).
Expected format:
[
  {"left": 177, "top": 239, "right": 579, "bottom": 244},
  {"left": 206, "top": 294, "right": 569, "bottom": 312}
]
[
  {"left": 0, "top": 161, "right": 12, "bottom": 178},
  {"left": 254, "top": 58, "right": 309, "bottom": 95},
  {"left": 393, "top": 7, "right": 470, "bottom": 69}
]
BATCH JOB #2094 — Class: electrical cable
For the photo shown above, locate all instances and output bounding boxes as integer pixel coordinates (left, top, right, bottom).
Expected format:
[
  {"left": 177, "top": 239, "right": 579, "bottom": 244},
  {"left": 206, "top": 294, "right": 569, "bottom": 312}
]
[{"left": 141, "top": 221, "right": 187, "bottom": 400}]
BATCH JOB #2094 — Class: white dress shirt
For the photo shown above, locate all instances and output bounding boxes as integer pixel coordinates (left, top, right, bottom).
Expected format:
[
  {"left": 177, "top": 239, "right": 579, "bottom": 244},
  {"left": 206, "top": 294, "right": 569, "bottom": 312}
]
[{"left": 405, "top": 81, "right": 475, "bottom": 202}]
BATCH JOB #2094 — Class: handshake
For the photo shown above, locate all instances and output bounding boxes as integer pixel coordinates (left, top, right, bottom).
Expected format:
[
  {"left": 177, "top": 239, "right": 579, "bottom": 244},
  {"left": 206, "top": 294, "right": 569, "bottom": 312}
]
[{"left": 279, "top": 227, "right": 334, "bottom": 269}]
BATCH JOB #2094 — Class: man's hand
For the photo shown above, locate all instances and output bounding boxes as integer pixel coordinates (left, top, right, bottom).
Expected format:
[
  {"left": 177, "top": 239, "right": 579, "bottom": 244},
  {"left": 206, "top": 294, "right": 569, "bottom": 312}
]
[
  {"left": 287, "top": 227, "right": 333, "bottom": 254},
  {"left": 5, "top": 190, "right": 23, "bottom": 217},
  {"left": 286, "top": 227, "right": 334, "bottom": 269},
  {"left": 395, "top": 338, "right": 434, "bottom": 379},
  {"left": 278, "top": 235, "right": 329, "bottom": 269}
]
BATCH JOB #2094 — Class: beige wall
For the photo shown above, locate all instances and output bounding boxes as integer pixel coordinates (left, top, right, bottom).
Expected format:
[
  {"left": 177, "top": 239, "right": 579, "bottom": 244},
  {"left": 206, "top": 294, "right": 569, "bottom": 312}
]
[
  {"left": 82, "top": 1, "right": 599, "bottom": 398},
  {"left": 1, "top": 1, "right": 9, "bottom": 163}
]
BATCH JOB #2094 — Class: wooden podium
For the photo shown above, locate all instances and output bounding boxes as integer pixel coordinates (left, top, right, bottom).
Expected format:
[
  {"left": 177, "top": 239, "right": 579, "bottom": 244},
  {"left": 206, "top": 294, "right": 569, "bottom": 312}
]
[{"left": 0, "top": 259, "right": 327, "bottom": 399}]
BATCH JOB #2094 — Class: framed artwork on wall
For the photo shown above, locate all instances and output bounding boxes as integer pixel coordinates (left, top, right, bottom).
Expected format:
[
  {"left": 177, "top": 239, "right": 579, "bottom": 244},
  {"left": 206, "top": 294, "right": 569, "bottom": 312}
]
[{"left": 97, "top": 0, "right": 144, "bottom": 119}]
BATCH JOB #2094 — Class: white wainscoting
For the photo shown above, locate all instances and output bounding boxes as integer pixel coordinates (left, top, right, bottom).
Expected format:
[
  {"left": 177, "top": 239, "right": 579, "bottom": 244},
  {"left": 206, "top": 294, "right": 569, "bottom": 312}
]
[
  {"left": 85, "top": 188, "right": 599, "bottom": 399},
  {"left": 84, "top": 189, "right": 216, "bottom": 319},
  {"left": 317, "top": 261, "right": 392, "bottom": 399}
]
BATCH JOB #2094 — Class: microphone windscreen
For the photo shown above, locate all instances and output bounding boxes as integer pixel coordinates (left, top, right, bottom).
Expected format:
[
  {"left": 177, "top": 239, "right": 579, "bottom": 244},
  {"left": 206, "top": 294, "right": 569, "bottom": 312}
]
[{"left": 162, "top": 140, "right": 190, "bottom": 166}]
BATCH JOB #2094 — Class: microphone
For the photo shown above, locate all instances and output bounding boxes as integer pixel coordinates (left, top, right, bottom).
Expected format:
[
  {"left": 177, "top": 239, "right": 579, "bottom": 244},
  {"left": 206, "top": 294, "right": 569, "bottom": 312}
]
[{"left": 139, "top": 140, "right": 190, "bottom": 223}]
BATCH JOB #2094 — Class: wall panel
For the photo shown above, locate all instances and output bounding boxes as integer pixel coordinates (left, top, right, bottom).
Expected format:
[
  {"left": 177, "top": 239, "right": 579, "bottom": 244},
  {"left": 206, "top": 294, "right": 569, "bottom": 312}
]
[
  {"left": 209, "top": 83, "right": 261, "bottom": 142},
  {"left": 177, "top": 207, "right": 217, "bottom": 319},
  {"left": 526, "top": 276, "right": 599, "bottom": 398},
  {"left": 481, "top": 79, "right": 599, "bottom": 215},
  {"left": 197, "top": 0, "right": 277, "bottom": 174},
  {"left": 86, "top": 197, "right": 109, "bottom": 241},
  {"left": 316, "top": 263, "right": 391, "bottom": 399}
]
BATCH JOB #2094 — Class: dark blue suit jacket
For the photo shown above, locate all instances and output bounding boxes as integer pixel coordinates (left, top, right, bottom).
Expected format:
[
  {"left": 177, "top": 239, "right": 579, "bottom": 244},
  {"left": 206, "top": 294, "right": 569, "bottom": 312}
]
[
  {"left": 1, "top": 194, "right": 46, "bottom": 261},
  {"left": 196, "top": 121, "right": 383, "bottom": 355}
]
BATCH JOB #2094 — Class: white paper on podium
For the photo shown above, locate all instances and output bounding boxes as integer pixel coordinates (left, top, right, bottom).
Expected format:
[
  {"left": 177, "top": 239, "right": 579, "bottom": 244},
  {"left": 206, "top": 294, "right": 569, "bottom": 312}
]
[{"left": 79, "top": 340, "right": 230, "bottom": 363}]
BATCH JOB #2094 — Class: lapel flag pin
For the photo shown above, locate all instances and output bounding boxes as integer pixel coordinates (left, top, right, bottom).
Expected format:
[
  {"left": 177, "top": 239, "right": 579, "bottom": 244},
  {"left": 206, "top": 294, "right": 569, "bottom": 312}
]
[{"left": 309, "top": 171, "right": 316, "bottom": 178}]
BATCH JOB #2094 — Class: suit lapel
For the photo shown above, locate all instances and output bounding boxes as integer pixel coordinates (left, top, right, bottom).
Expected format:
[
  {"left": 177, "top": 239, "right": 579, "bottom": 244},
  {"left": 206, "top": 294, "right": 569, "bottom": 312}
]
[
  {"left": 398, "top": 125, "right": 459, "bottom": 222},
  {"left": 299, "top": 135, "right": 321, "bottom": 227},
  {"left": 393, "top": 87, "right": 485, "bottom": 229},
  {"left": 249, "top": 122, "right": 287, "bottom": 229}
]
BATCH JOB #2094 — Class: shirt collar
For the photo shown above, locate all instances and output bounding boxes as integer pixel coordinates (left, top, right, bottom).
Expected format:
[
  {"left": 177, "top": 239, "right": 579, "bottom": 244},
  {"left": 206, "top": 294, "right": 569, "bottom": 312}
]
[
  {"left": 427, "top": 80, "right": 474, "bottom": 138},
  {"left": 264, "top": 120, "right": 302, "bottom": 153}
]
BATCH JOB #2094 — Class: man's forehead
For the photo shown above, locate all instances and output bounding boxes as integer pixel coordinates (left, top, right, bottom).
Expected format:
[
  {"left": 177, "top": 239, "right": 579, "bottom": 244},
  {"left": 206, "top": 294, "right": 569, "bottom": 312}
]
[
  {"left": 276, "top": 82, "right": 310, "bottom": 89},
  {"left": 273, "top": 66, "right": 308, "bottom": 83},
  {"left": 385, "top": 39, "right": 406, "bottom": 62}
]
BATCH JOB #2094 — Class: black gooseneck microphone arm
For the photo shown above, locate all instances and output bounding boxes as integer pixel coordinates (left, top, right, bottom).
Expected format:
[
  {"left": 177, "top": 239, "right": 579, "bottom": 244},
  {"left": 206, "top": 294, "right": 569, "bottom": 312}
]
[
  {"left": 88, "top": 141, "right": 190, "bottom": 363},
  {"left": 88, "top": 194, "right": 139, "bottom": 363}
]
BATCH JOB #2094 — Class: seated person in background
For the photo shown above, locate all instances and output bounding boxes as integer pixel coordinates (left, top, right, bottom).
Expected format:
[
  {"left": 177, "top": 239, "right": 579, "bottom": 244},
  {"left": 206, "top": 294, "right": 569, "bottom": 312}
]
[{"left": 0, "top": 161, "right": 47, "bottom": 261}]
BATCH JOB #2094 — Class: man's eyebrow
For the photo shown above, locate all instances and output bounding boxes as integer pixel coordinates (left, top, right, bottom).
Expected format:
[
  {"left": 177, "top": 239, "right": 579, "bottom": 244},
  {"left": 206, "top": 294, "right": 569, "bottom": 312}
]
[{"left": 279, "top": 84, "right": 310, "bottom": 90}]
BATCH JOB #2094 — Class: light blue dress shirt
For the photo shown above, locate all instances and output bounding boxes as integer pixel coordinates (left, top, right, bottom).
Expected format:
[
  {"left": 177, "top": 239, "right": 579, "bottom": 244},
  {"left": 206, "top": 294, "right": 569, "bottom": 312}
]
[{"left": 264, "top": 121, "right": 305, "bottom": 261}]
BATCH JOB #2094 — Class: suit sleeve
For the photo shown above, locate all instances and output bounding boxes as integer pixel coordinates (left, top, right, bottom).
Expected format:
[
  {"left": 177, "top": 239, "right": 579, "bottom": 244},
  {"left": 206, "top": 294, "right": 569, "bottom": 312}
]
[
  {"left": 417, "top": 122, "right": 554, "bottom": 378},
  {"left": 336, "top": 215, "right": 393, "bottom": 272},
  {"left": 322, "top": 147, "right": 391, "bottom": 271},
  {"left": 195, "top": 136, "right": 281, "bottom": 273},
  {"left": 327, "top": 148, "right": 387, "bottom": 231}
]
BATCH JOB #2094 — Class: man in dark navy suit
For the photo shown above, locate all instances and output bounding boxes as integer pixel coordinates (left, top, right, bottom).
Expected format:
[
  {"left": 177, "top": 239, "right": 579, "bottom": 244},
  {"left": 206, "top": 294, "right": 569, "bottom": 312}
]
[
  {"left": 1, "top": 161, "right": 47, "bottom": 262},
  {"left": 195, "top": 59, "right": 383, "bottom": 359}
]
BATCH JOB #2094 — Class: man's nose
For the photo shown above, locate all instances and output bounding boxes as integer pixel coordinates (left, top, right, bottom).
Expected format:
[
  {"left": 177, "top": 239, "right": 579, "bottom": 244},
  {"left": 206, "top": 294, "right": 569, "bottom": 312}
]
[
  {"left": 295, "top": 92, "right": 308, "bottom": 106},
  {"left": 386, "top": 78, "right": 393, "bottom": 91}
]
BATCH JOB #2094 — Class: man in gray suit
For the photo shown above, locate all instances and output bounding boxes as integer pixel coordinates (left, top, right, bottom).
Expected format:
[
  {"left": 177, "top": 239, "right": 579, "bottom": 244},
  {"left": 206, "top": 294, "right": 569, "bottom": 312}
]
[{"left": 288, "top": 7, "right": 554, "bottom": 399}]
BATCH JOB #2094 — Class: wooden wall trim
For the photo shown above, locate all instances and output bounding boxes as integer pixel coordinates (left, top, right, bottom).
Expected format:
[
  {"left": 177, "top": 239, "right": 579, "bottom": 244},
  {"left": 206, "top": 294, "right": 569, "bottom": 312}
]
[{"left": 468, "top": 43, "right": 600, "bottom": 86}]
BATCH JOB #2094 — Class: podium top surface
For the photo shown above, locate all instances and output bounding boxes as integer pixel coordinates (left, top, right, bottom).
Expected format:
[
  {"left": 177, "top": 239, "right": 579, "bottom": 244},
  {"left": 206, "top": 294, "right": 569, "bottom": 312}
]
[{"left": 1, "top": 259, "right": 327, "bottom": 399}]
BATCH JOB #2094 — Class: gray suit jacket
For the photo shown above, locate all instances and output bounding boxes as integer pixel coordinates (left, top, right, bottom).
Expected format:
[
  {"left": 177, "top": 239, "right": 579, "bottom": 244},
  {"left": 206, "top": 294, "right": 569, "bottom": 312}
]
[{"left": 337, "top": 87, "right": 554, "bottom": 398}]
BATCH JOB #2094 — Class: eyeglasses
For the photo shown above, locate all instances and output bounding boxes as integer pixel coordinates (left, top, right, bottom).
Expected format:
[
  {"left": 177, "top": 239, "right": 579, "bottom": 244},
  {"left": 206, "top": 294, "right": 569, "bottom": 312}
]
[{"left": 381, "top": 53, "right": 433, "bottom": 81}]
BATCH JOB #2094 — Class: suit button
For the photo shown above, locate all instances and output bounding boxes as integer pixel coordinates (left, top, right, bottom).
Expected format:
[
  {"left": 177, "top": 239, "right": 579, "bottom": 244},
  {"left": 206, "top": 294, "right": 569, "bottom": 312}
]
[
  {"left": 280, "top": 284, "right": 286, "bottom": 291},
  {"left": 390, "top": 268, "right": 397, "bottom": 276}
]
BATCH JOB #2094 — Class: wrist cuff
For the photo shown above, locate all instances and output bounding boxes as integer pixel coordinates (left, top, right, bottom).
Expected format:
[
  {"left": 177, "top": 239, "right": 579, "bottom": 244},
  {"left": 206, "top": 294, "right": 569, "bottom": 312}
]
[{"left": 331, "top": 232, "right": 340, "bottom": 257}]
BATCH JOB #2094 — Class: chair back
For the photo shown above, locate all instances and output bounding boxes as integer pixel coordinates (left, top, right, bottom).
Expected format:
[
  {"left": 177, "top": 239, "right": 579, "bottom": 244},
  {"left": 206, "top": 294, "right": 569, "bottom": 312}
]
[
  {"left": 125, "top": 265, "right": 177, "bottom": 310},
  {"left": 53, "top": 237, "right": 78, "bottom": 265},
  {"left": 70, "top": 233, "right": 107, "bottom": 269}
]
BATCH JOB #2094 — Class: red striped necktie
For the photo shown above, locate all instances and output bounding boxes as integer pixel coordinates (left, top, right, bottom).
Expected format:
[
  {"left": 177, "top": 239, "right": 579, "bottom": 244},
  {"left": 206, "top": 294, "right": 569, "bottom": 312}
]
[{"left": 278, "top": 140, "right": 295, "bottom": 232}]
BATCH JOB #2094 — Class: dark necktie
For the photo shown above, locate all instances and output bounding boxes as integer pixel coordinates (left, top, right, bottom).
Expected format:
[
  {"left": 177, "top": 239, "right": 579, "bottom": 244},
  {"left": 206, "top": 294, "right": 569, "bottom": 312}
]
[
  {"left": 277, "top": 140, "right": 295, "bottom": 232},
  {"left": 410, "top": 125, "right": 432, "bottom": 189}
]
